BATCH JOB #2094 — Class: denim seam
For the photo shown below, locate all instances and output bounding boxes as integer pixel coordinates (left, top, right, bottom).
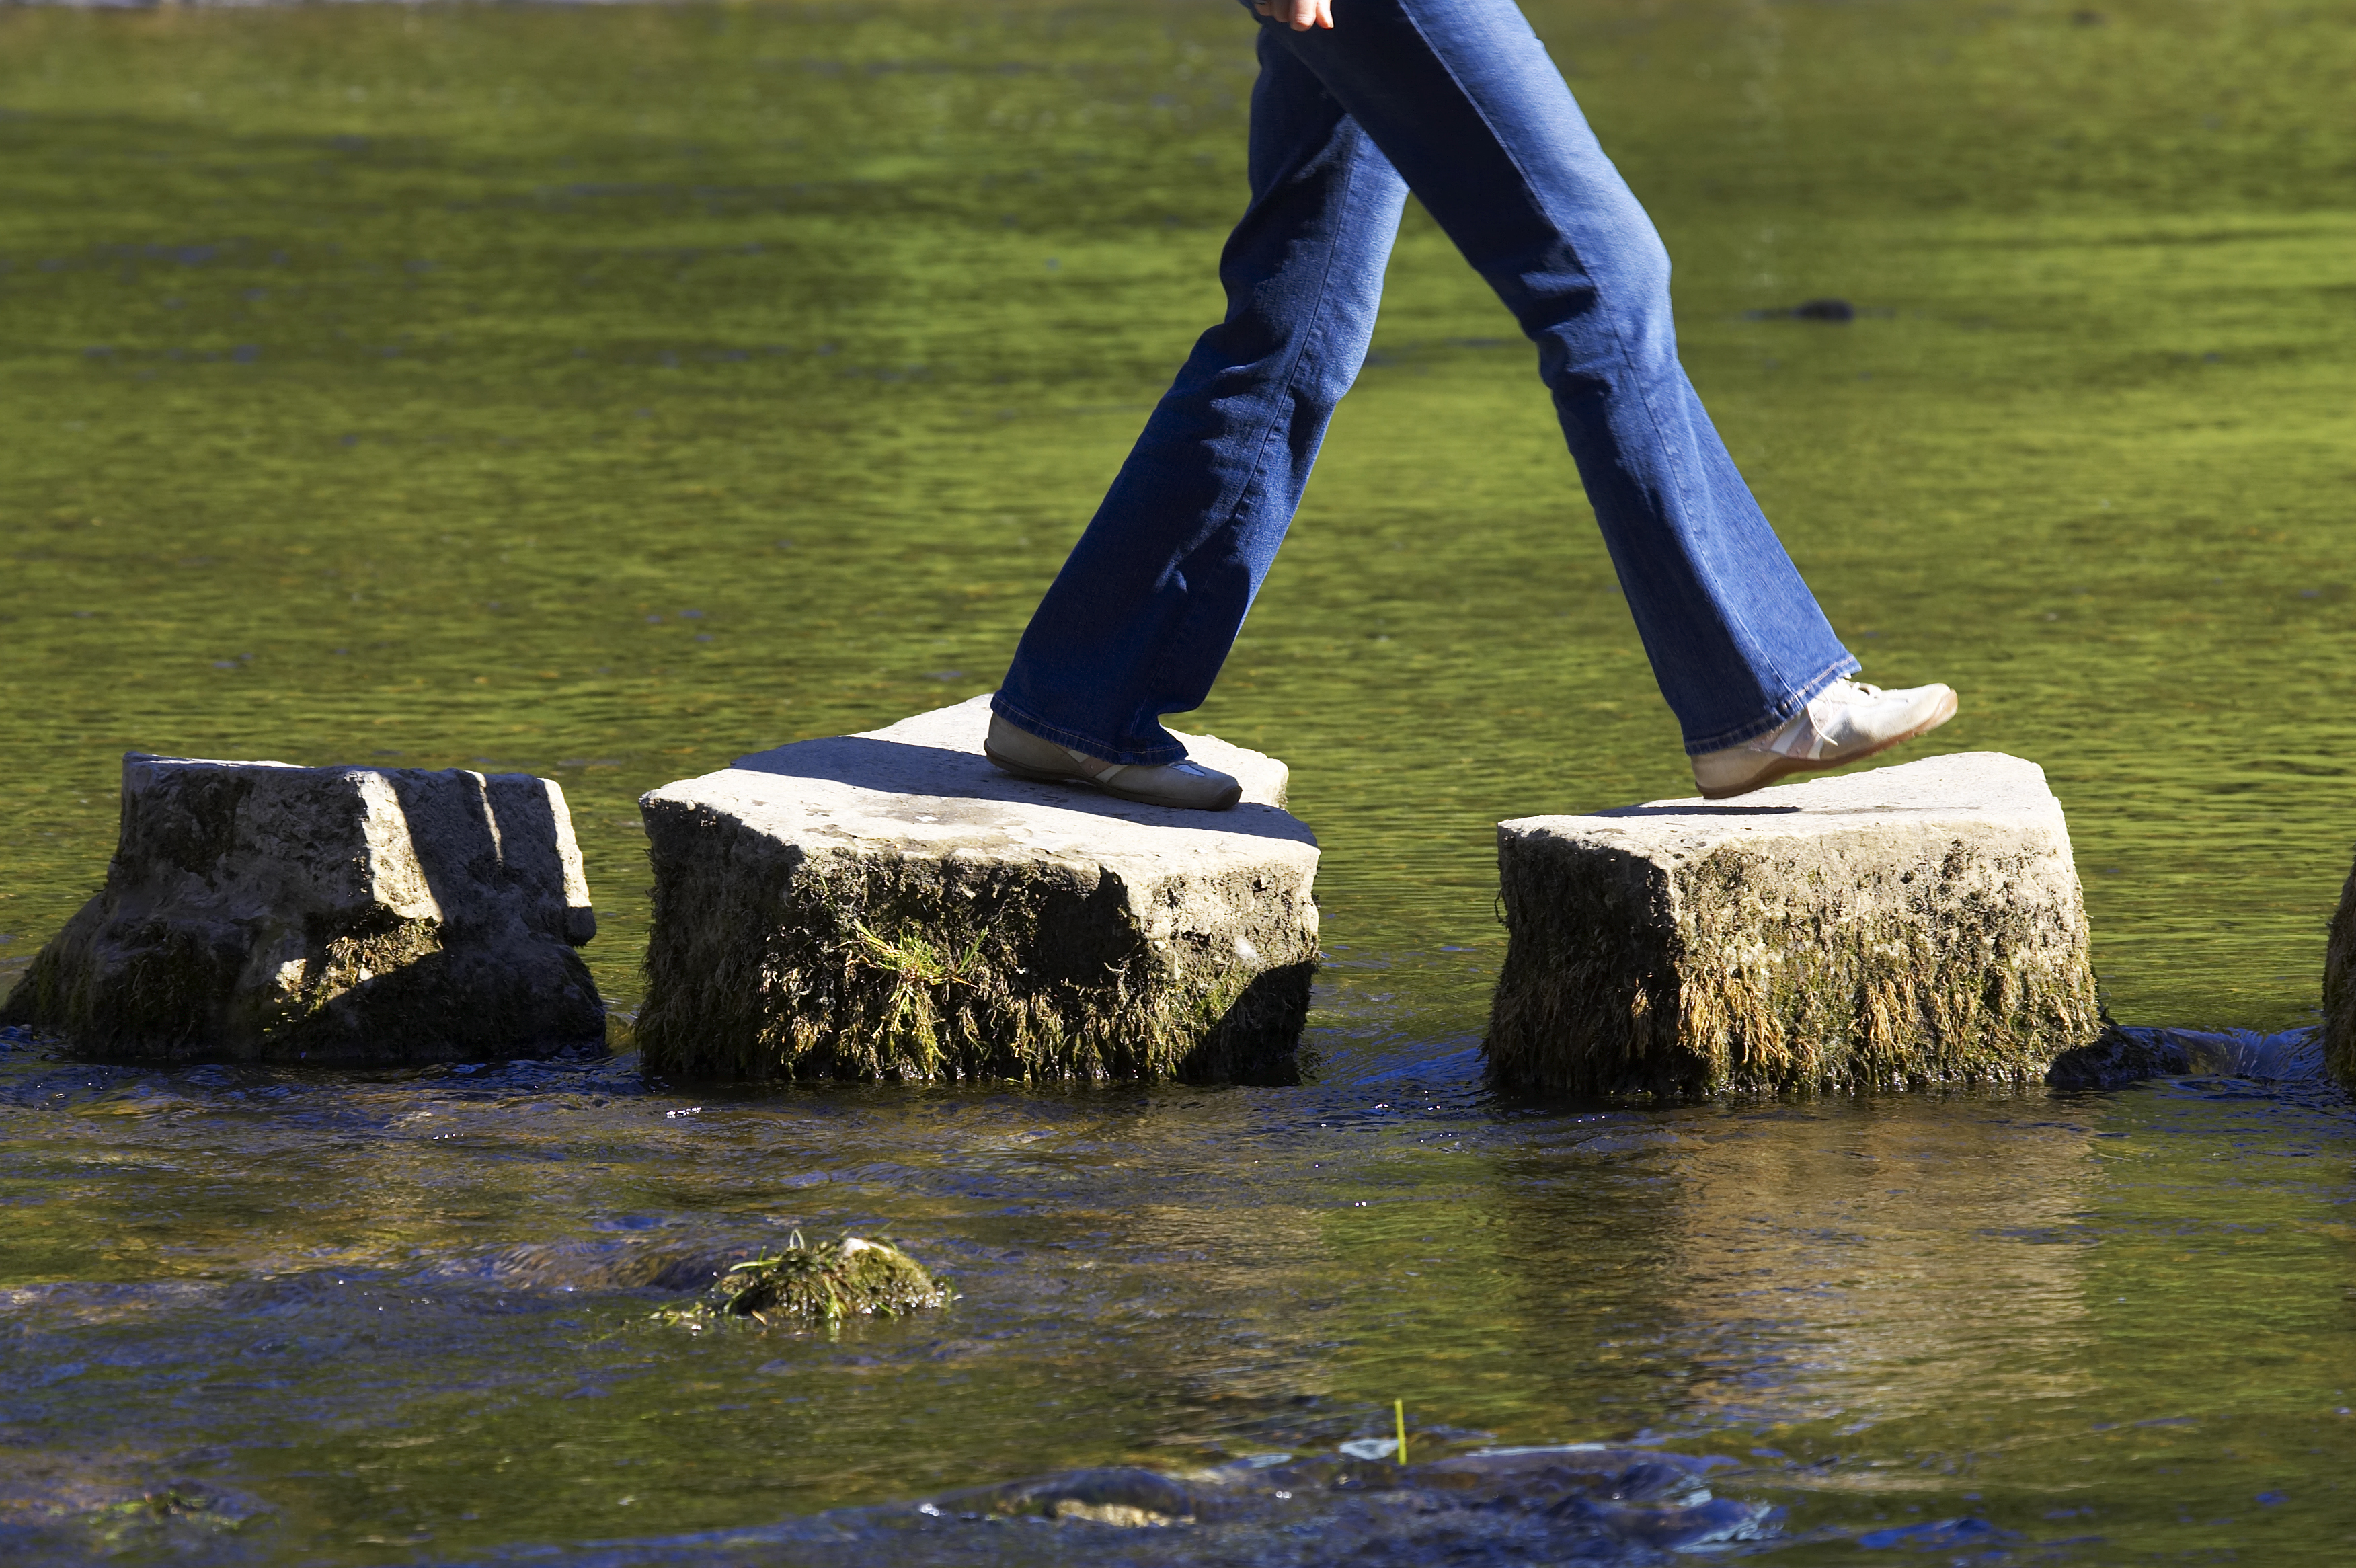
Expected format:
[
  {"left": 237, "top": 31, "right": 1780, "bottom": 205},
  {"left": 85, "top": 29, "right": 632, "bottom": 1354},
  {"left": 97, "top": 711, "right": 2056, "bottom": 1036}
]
[
  {"left": 993, "top": 39, "right": 1369, "bottom": 771},
  {"left": 1388, "top": 0, "right": 1815, "bottom": 739},
  {"left": 989, "top": 692, "right": 1188, "bottom": 767},
  {"left": 1159, "top": 78, "right": 1368, "bottom": 720},
  {"left": 1678, "top": 651, "right": 1859, "bottom": 756},
  {"left": 1210, "top": 94, "right": 1363, "bottom": 576}
]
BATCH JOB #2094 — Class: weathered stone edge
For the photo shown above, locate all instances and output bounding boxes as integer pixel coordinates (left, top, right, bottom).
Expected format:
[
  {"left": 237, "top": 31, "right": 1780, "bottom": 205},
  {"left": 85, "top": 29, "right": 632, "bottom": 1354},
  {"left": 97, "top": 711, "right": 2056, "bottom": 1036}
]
[
  {"left": 1487, "top": 822, "right": 2103, "bottom": 1097},
  {"left": 631, "top": 796, "right": 1317, "bottom": 1083}
]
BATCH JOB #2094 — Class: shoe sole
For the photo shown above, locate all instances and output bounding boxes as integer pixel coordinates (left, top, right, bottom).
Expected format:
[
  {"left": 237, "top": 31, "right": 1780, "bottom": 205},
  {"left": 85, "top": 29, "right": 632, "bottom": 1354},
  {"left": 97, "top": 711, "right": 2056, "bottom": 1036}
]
[
  {"left": 982, "top": 743, "right": 1241, "bottom": 812},
  {"left": 1694, "top": 687, "right": 1960, "bottom": 801}
]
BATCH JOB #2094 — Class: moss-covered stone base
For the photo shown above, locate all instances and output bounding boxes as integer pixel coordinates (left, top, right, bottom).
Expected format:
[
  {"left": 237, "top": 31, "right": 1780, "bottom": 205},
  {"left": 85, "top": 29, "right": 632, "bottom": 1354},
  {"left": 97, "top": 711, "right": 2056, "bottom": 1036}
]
[
  {"left": 634, "top": 806, "right": 1315, "bottom": 1082},
  {"left": 2323, "top": 849, "right": 2356, "bottom": 1087},
  {"left": 635, "top": 698, "right": 1319, "bottom": 1083},
  {"left": 655, "top": 1235, "right": 952, "bottom": 1327},
  {"left": 1489, "top": 754, "right": 2102, "bottom": 1097}
]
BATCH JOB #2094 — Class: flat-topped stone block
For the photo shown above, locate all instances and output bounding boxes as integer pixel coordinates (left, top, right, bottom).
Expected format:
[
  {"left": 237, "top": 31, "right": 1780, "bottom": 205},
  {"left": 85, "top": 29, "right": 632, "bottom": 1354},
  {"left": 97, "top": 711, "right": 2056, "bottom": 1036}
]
[
  {"left": 0, "top": 754, "right": 604, "bottom": 1064},
  {"left": 2324, "top": 851, "right": 2356, "bottom": 1087},
  {"left": 1488, "top": 752, "right": 2100, "bottom": 1097},
  {"left": 635, "top": 695, "right": 1318, "bottom": 1083}
]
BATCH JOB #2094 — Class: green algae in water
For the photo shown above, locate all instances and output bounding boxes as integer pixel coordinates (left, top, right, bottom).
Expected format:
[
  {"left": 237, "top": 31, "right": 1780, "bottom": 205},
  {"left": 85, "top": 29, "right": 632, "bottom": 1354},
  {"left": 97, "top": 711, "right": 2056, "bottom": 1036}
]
[
  {"left": 655, "top": 1234, "right": 953, "bottom": 1327},
  {"left": 0, "top": 1462, "right": 278, "bottom": 1562}
]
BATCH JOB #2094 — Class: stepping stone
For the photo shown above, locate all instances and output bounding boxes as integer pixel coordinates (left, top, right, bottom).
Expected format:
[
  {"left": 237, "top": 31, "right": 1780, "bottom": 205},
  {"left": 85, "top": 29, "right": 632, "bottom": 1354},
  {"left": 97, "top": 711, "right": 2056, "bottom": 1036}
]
[
  {"left": 0, "top": 755, "right": 604, "bottom": 1064},
  {"left": 635, "top": 695, "right": 1319, "bottom": 1083},
  {"left": 2326, "top": 852, "right": 2356, "bottom": 1087},
  {"left": 1487, "top": 752, "right": 2100, "bottom": 1095}
]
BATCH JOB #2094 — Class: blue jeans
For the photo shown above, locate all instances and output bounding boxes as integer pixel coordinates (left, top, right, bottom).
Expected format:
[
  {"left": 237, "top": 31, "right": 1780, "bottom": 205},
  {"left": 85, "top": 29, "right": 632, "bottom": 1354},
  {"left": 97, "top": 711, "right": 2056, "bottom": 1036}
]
[{"left": 994, "top": 0, "right": 1858, "bottom": 765}]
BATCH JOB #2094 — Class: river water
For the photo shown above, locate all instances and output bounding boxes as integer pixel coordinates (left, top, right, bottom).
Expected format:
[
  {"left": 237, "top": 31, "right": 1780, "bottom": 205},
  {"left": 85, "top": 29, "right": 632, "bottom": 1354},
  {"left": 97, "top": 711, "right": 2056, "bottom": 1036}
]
[{"left": 3, "top": 0, "right": 2354, "bottom": 1561}]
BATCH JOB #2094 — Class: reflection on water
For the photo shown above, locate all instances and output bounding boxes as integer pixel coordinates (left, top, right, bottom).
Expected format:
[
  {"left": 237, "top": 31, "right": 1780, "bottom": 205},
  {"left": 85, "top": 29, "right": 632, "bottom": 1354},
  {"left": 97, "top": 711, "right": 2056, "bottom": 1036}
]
[
  {"left": 6, "top": 0, "right": 2356, "bottom": 1561},
  {"left": 2, "top": 0, "right": 2353, "bottom": 1031},
  {"left": 5, "top": 1022, "right": 2355, "bottom": 1563},
  {"left": 1651, "top": 1107, "right": 2102, "bottom": 1432}
]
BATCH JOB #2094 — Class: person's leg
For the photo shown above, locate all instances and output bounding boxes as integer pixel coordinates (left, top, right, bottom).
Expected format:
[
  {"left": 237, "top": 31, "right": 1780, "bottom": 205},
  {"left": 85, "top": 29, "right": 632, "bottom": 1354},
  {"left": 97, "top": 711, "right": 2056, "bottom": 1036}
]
[
  {"left": 991, "top": 27, "right": 1409, "bottom": 767},
  {"left": 1261, "top": 0, "right": 1858, "bottom": 754}
]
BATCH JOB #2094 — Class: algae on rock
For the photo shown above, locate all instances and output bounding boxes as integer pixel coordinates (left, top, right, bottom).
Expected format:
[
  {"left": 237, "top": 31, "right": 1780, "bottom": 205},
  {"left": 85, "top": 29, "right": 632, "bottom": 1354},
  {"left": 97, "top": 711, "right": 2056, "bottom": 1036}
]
[
  {"left": 2323, "top": 849, "right": 2356, "bottom": 1088},
  {"left": 656, "top": 1236, "right": 951, "bottom": 1327},
  {"left": 0, "top": 754, "right": 603, "bottom": 1064},
  {"left": 635, "top": 697, "right": 1319, "bottom": 1083},
  {"left": 1489, "top": 754, "right": 2101, "bottom": 1097}
]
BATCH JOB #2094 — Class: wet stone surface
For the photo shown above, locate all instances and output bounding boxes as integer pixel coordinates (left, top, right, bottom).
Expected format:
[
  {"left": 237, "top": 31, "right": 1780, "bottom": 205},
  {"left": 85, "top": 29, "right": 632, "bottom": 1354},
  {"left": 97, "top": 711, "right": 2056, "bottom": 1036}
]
[
  {"left": 0, "top": 1450, "right": 276, "bottom": 1565},
  {"left": 654, "top": 1234, "right": 953, "bottom": 1327},
  {"left": 2049, "top": 1024, "right": 2327, "bottom": 1091}
]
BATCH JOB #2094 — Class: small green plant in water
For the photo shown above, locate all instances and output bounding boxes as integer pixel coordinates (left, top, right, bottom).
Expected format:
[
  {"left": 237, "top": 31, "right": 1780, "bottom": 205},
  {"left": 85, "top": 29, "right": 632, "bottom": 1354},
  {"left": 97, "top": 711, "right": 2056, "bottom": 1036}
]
[{"left": 654, "top": 1233, "right": 953, "bottom": 1329}]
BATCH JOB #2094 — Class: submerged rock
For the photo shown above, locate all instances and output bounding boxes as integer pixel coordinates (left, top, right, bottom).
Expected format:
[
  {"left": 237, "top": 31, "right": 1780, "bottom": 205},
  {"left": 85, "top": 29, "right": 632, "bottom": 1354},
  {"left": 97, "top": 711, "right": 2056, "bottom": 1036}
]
[
  {"left": 0, "top": 1448, "right": 274, "bottom": 1560},
  {"left": 2048, "top": 1023, "right": 2326, "bottom": 1089},
  {"left": 656, "top": 1235, "right": 951, "bottom": 1326},
  {"left": 0, "top": 754, "right": 603, "bottom": 1064},
  {"left": 2045, "top": 1025, "right": 2191, "bottom": 1089},
  {"left": 917, "top": 1444, "right": 1773, "bottom": 1558},
  {"left": 448, "top": 1440, "right": 1780, "bottom": 1563},
  {"left": 1745, "top": 297, "right": 1856, "bottom": 323},
  {"left": 635, "top": 695, "right": 1319, "bottom": 1083},
  {"left": 2327, "top": 853, "right": 2356, "bottom": 1087},
  {"left": 1489, "top": 752, "right": 2100, "bottom": 1096}
]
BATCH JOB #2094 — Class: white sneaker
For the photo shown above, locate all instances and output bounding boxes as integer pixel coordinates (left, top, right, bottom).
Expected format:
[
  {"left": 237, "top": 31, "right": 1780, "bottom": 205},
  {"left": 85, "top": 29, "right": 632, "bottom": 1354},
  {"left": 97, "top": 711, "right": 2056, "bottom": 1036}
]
[
  {"left": 984, "top": 714, "right": 1242, "bottom": 812},
  {"left": 1691, "top": 678, "right": 1958, "bottom": 800}
]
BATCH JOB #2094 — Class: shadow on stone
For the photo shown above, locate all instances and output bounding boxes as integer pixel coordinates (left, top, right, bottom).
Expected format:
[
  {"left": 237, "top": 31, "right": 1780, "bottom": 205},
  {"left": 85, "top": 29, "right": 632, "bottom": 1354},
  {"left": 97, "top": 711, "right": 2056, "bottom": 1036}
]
[
  {"left": 730, "top": 734, "right": 1315, "bottom": 849},
  {"left": 1590, "top": 803, "right": 1801, "bottom": 818},
  {"left": 637, "top": 697, "right": 1319, "bottom": 1083},
  {"left": 1173, "top": 959, "right": 1316, "bottom": 1085}
]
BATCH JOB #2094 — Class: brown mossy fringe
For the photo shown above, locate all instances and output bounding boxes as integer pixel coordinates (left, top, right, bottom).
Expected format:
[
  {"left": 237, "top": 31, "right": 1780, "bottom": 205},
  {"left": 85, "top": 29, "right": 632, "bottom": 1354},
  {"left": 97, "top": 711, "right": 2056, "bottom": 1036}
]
[
  {"left": 1488, "top": 838, "right": 2102, "bottom": 1098},
  {"left": 653, "top": 1235, "right": 951, "bottom": 1328},
  {"left": 2324, "top": 851, "right": 2356, "bottom": 1087},
  {"left": 634, "top": 807, "right": 1314, "bottom": 1083}
]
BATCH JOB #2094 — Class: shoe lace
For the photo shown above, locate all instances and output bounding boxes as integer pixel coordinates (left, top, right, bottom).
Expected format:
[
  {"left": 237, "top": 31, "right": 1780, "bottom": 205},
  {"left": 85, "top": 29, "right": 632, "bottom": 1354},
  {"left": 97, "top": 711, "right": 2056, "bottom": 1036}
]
[{"left": 1823, "top": 678, "right": 1883, "bottom": 705}]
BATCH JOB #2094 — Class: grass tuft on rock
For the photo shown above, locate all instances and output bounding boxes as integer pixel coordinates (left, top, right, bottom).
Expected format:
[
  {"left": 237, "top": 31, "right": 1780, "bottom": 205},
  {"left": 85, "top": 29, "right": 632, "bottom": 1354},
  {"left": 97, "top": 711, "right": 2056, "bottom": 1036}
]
[{"left": 654, "top": 1234, "right": 951, "bottom": 1328}]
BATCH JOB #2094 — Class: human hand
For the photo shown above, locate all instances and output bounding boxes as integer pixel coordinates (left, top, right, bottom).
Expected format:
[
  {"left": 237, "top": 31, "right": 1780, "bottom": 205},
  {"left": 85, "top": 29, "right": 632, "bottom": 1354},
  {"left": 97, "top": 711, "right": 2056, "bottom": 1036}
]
[{"left": 1253, "top": 0, "right": 1334, "bottom": 31}]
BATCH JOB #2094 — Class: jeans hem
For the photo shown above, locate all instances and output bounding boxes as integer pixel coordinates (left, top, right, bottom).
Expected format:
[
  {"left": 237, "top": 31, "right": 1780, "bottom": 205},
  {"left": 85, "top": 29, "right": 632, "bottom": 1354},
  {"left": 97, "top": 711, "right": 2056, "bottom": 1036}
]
[
  {"left": 1680, "top": 653, "right": 1860, "bottom": 757},
  {"left": 987, "top": 693, "right": 1189, "bottom": 768}
]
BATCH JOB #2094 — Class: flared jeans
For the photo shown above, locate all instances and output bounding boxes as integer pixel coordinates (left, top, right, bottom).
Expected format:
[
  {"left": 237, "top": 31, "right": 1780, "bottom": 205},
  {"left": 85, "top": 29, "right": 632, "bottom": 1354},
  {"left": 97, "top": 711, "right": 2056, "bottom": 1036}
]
[{"left": 992, "top": 0, "right": 1858, "bottom": 765}]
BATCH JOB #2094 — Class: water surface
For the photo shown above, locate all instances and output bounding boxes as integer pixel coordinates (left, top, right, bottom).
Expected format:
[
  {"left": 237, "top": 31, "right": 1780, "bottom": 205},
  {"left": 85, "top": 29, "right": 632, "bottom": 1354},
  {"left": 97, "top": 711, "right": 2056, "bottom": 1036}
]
[
  {"left": 6, "top": 1033, "right": 2356, "bottom": 1563},
  {"left": 3, "top": 0, "right": 2355, "bottom": 1561}
]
